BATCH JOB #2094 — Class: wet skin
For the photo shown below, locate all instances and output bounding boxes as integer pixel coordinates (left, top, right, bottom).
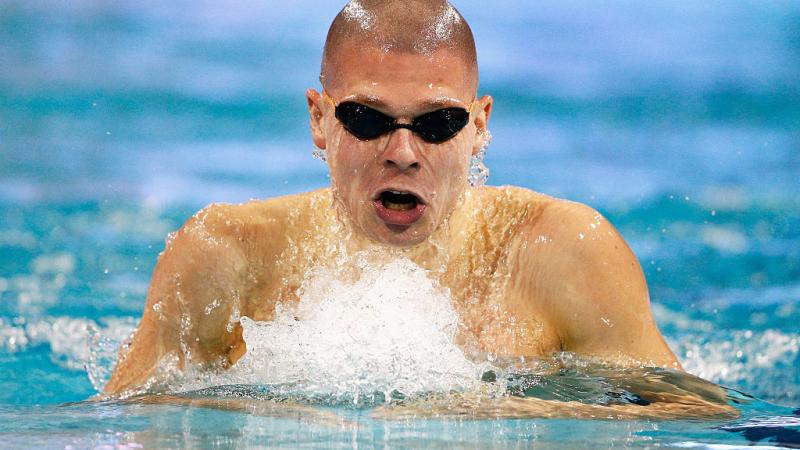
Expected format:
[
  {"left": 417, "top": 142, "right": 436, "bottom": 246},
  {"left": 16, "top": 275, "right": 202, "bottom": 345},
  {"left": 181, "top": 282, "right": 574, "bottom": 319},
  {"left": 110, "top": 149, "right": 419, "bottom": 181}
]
[
  {"left": 313, "top": 44, "right": 488, "bottom": 247},
  {"left": 105, "top": 46, "right": 681, "bottom": 397}
]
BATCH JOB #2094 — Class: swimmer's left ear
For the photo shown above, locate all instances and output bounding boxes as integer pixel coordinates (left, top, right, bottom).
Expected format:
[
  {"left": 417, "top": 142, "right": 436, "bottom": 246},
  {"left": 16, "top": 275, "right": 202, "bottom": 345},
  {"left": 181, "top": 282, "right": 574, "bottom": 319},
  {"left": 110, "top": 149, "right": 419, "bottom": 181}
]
[{"left": 471, "top": 95, "right": 493, "bottom": 155}]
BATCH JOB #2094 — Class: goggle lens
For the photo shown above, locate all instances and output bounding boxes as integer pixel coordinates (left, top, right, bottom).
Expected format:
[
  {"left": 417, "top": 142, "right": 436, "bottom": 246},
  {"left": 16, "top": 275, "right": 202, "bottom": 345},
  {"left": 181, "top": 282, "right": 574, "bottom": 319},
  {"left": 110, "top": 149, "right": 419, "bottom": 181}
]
[{"left": 334, "top": 101, "right": 470, "bottom": 143}]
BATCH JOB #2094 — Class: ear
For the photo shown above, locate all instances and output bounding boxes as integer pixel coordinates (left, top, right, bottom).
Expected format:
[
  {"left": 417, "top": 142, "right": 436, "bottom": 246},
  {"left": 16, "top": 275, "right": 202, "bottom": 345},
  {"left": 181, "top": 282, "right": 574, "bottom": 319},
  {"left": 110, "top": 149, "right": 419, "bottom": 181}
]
[
  {"left": 307, "top": 88, "right": 327, "bottom": 149},
  {"left": 471, "top": 95, "right": 493, "bottom": 156}
]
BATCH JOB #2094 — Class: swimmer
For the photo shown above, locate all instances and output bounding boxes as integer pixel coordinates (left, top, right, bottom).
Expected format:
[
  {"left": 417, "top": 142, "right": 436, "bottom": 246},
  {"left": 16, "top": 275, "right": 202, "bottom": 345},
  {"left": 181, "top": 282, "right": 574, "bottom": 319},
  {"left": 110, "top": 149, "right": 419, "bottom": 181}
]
[{"left": 105, "top": 0, "right": 683, "bottom": 398}]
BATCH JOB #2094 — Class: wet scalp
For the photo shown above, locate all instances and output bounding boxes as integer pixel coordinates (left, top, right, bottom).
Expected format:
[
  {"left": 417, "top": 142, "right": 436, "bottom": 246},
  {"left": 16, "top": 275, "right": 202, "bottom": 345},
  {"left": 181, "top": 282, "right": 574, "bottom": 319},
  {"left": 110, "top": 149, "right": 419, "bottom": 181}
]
[{"left": 321, "top": 0, "right": 478, "bottom": 91}]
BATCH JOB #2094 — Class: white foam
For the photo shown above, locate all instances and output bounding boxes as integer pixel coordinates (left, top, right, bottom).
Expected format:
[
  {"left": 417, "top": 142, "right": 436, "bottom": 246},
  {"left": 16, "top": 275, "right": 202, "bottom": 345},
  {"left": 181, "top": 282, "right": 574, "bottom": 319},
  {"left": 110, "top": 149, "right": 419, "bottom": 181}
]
[
  {"left": 218, "top": 257, "right": 490, "bottom": 402},
  {"left": 0, "top": 316, "right": 136, "bottom": 376},
  {"left": 673, "top": 328, "right": 799, "bottom": 401},
  {"left": 0, "top": 318, "right": 28, "bottom": 353}
]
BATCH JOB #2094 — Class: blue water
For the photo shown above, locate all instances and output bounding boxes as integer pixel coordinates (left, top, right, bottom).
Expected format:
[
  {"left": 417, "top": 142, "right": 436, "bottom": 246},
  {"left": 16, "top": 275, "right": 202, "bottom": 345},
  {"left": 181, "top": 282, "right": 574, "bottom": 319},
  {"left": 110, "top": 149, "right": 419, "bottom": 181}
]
[{"left": 1, "top": 0, "right": 799, "bottom": 447}]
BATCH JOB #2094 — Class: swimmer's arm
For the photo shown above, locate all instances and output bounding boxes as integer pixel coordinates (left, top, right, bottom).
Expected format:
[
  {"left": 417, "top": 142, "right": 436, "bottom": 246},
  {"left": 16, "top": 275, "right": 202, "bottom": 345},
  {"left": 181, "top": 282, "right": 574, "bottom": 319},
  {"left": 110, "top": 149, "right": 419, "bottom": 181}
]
[
  {"left": 375, "top": 392, "right": 738, "bottom": 420},
  {"left": 104, "top": 205, "right": 249, "bottom": 396},
  {"left": 522, "top": 202, "right": 680, "bottom": 368}
]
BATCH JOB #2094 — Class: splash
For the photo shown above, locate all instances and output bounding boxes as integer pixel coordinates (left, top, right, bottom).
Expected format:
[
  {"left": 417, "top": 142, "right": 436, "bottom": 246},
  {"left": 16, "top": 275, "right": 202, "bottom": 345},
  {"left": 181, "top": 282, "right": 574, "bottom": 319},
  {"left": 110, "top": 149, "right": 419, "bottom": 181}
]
[
  {"left": 217, "top": 257, "right": 492, "bottom": 404},
  {"left": 676, "top": 329, "right": 799, "bottom": 404},
  {"left": 0, "top": 315, "right": 136, "bottom": 391},
  {"left": 468, "top": 148, "right": 490, "bottom": 187}
]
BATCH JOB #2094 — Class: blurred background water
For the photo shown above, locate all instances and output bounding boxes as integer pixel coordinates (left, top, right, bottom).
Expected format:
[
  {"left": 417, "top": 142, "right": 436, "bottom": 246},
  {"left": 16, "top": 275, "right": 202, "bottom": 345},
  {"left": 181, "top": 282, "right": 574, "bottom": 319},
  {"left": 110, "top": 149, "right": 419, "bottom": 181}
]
[{"left": 0, "top": 0, "right": 798, "bottom": 413}]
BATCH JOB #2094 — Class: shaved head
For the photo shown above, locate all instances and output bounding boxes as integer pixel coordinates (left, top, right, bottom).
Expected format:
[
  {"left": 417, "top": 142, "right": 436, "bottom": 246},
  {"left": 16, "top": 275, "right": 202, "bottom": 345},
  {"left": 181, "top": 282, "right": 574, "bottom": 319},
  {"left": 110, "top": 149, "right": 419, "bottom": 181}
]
[{"left": 321, "top": 0, "right": 478, "bottom": 92}]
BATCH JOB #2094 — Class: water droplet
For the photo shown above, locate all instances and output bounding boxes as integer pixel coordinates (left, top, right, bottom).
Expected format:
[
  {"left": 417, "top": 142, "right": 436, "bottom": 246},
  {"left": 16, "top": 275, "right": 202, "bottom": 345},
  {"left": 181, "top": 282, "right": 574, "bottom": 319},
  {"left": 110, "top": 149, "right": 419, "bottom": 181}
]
[
  {"left": 204, "top": 298, "right": 222, "bottom": 315},
  {"left": 468, "top": 149, "right": 489, "bottom": 187},
  {"left": 312, "top": 146, "right": 327, "bottom": 162}
]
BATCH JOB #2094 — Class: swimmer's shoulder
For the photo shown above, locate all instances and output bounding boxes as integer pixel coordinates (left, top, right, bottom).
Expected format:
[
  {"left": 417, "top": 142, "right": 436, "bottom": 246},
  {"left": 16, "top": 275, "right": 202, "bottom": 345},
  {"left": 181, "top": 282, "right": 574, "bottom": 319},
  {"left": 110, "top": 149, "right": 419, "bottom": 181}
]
[
  {"left": 484, "top": 187, "right": 659, "bottom": 355},
  {"left": 187, "top": 188, "right": 329, "bottom": 230},
  {"left": 469, "top": 185, "right": 614, "bottom": 239},
  {"left": 174, "top": 189, "right": 334, "bottom": 256},
  {"left": 467, "top": 185, "right": 561, "bottom": 225},
  {"left": 469, "top": 185, "right": 551, "bottom": 204},
  {"left": 471, "top": 185, "right": 636, "bottom": 285}
]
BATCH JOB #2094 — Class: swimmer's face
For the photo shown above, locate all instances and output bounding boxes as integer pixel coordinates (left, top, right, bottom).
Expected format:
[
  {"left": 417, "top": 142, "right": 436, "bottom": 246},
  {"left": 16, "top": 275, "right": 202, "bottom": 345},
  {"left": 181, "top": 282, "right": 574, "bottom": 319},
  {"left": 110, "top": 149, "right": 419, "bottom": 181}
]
[{"left": 307, "top": 45, "right": 492, "bottom": 246}]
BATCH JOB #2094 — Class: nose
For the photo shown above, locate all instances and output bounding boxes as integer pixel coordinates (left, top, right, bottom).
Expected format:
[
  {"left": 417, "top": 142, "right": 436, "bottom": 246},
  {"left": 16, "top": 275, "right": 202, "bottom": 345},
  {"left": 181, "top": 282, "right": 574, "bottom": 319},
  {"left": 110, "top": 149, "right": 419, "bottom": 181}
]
[{"left": 382, "top": 128, "right": 420, "bottom": 172}]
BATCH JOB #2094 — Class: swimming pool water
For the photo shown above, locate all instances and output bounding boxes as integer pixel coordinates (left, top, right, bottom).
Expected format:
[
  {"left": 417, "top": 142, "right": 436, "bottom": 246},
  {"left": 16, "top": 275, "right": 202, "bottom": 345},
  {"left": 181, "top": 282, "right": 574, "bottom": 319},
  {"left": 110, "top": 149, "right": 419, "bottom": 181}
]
[{"left": 1, "top": 0, "right": 799, "bottom": 447}]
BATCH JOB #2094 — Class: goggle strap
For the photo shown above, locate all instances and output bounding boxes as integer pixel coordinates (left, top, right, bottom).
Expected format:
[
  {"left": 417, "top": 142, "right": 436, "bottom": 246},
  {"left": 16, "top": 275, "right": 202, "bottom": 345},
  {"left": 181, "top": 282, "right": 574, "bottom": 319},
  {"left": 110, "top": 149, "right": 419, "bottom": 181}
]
[{"left": 322, "top": 90, "right": 337, "bottom": 110}]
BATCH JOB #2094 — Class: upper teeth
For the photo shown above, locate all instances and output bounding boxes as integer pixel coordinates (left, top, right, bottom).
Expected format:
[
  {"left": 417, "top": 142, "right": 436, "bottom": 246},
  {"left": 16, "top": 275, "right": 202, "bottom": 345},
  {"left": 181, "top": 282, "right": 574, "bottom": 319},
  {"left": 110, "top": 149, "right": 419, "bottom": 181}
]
[{"left": 390, "top": 190, "right": 406, "bottom": 195}]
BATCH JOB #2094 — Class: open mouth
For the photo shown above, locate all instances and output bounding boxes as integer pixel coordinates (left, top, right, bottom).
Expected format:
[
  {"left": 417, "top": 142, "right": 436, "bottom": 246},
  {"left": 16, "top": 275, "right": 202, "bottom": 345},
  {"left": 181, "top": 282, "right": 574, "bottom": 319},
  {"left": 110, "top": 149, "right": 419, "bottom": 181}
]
[
  {"left": 373, "top": 190, "right": 427, "bottom": 226},
  {"left": 380, "top": 190, "right": 420, "bottom": 211}
]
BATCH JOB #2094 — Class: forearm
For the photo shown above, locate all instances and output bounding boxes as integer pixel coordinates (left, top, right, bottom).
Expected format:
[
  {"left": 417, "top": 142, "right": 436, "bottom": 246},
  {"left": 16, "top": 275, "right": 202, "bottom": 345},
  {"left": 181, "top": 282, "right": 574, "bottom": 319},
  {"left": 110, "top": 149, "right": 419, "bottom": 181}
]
[
  {"left": 103, "top": 325, "right": 165, "bottom": 396},
  {"left": 374, "top": 394, "right": 738, "bottom": 421}
]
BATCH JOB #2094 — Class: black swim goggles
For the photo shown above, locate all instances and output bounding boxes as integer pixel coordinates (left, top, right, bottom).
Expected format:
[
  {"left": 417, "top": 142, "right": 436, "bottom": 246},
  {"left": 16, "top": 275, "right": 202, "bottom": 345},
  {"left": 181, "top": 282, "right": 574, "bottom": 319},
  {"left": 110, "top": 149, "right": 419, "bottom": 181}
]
[{"left": 324, "top": 91, "right": 473, "bottom": 143}]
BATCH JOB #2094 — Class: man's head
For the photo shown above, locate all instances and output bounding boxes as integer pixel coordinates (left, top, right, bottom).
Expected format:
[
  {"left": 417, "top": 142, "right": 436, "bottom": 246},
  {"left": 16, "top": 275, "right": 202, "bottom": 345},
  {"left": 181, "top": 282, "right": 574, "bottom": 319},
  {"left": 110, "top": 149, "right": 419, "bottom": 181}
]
[
  {"left": 320, "top": 0, "right": 478, "bottom": 93},
  {"left": 307, "top": 0, "right": 493, "bottom": 247}
]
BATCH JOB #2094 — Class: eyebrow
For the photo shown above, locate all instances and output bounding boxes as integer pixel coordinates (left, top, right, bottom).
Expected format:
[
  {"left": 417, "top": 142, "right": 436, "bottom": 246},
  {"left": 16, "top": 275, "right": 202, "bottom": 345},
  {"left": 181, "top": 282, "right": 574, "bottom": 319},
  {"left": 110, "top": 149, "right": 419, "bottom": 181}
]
[{"left": 340, "top": 93, "right": 469, "bottom": 114}]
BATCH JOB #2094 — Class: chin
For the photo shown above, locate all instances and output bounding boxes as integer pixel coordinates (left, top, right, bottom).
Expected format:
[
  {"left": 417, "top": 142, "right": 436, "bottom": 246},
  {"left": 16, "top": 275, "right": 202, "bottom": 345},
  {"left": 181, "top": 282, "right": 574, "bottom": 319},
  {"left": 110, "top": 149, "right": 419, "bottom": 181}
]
[
  {"left": 364, "top": 218, "right": 433, "bottom": 248},
  {"left": 335, "top": 193, "right": 440, "bottom": 248}
]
